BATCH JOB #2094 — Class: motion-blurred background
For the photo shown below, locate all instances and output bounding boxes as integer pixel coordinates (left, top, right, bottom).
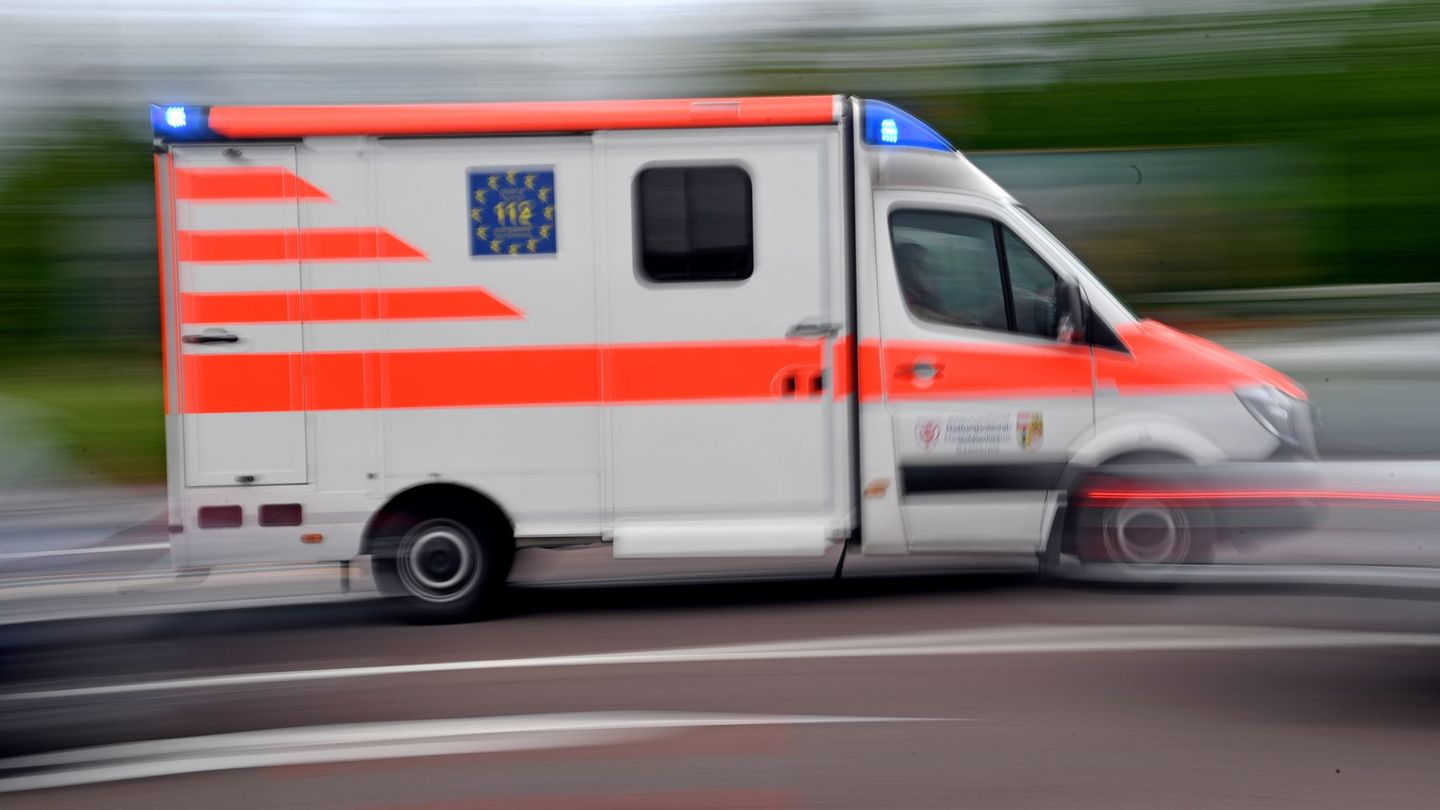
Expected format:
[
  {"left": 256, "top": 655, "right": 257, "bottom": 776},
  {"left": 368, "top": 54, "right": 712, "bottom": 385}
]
[{"left": 2, "top": 0, "right": 1438, "bottom": 490}]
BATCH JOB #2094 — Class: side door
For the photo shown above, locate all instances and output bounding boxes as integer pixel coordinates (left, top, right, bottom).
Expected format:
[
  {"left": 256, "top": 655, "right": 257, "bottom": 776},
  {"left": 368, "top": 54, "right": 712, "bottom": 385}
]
[
  {"left": 873, "top": 192, "right": 1094, "bottom": 551},
  {"left": 171, "top": 145, "right": 308, "bottom": 487},
  {"left": 599, "top": 127, "right": 847, "bottom": 556}
]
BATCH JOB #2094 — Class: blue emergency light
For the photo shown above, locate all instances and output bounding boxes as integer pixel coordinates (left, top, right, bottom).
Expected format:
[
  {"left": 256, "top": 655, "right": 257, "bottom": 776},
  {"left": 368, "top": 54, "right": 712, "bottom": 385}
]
[
  {"left": 150, "top": 104, "right": 217, "bottom": 141},
  {"left": 861, "top": 100, "right": 953, "bottom": 153}
]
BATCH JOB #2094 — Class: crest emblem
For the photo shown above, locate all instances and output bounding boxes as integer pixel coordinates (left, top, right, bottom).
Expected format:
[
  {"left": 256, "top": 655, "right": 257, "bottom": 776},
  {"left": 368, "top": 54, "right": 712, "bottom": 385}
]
[
  {"left": 1017, "top": 412, "right": 1044, "bottom": 451},
  {"left": 915, "top": 418, "right": 942, "bottom": 453}
]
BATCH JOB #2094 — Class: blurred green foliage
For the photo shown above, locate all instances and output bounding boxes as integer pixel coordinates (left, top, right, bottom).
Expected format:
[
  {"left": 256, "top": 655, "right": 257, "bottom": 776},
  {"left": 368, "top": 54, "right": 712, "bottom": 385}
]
[
  {"left": 733, "top": 0, "right": 1440, "bottom": 288},
  {"left": 2, "top": 363, "right": 162, "bottom": 484},
  {"left": 0, "top": 121, "right": 158, "bottom": 483},
  {"left": 0, "top": 121, "right": 155, "bottom": 357}
]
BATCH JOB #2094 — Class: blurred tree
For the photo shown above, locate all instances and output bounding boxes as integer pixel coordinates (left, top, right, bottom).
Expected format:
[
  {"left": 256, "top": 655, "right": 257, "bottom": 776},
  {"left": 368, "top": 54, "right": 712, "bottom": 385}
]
[
  {"left": 0, "top": 120, "right": 154, "bottom": 365},
  {"left": 724, "top": 0, "right": 1440, "bottom": 291}
]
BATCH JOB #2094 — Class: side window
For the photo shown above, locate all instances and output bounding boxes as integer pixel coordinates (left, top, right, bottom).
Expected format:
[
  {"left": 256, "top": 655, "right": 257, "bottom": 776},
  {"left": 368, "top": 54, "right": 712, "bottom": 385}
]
[
  {"left": 890, "top": 210, "right": 1008, "bottom": 331},
  {"left": 1003, "top": 228, "right": 1060, "bottom": 339},
  {"left": 636, "top": 166, "right": 753, "bottom": 282}
]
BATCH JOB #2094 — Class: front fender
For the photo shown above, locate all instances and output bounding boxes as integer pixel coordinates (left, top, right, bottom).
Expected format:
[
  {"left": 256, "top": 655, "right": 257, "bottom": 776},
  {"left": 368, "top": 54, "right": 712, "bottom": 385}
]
[{"left": 1069, "top": 415, "right": 1227, "bottom": 468}]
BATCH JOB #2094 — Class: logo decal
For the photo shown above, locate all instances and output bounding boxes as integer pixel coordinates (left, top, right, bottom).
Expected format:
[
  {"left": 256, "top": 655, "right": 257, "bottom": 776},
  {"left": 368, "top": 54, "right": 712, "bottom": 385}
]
[
  {"left": 915, "top": 417, "right": 942, "bottom": 453},
  {"left": 1017, "top": 412, "right": 1044, "bottom": 451},
  {"left": 468, "top": 166, "right": 556, "bottom": 258}
]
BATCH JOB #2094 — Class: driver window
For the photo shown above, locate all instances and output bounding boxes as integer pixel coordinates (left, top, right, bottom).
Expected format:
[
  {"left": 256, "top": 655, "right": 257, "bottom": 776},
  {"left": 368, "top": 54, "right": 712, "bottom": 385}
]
[
  {"left": 890, "top": 210, "right": 1008, "bottom": 331},
  {"left": 1003, "top": 228, "right": 1060, "bottom": 339}
]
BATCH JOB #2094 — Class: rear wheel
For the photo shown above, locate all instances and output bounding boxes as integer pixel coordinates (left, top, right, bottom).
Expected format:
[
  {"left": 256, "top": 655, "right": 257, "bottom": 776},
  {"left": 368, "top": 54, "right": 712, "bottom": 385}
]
[{"left": 372, "top": 512, "right": 508, "bottom": 623}]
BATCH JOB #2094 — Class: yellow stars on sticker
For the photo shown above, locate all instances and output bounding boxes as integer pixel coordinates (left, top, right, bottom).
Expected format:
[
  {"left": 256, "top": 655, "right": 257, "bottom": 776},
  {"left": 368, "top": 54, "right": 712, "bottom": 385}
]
[{"left": 469, "top": 169, "right": 555, "bottom": 257}]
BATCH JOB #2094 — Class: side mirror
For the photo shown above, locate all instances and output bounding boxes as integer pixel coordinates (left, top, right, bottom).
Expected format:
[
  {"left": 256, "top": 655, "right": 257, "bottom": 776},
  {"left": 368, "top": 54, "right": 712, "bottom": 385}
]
[{"left": 1054, "top": 280, "right": 1086, "bottom": 344}]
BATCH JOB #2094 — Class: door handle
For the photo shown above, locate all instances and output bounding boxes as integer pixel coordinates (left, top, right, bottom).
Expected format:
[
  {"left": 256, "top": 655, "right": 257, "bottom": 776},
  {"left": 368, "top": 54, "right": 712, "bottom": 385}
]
[
  {"left": 182, "top": 330, "right": 240, "bottom": 345},
  {"left": 897, "top": 361, "right": 942, "bottom": 381},
  {"left": 785, "top": 321, "right": 842, "bottom": 339}
]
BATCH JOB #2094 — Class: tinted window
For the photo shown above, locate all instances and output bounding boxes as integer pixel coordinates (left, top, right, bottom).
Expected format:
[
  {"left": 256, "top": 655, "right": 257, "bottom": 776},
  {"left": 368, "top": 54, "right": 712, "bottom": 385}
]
[
  {"left": 890, "top": 210, "right": 1008, "bottom": 331},
  {"left": 1003, "top": 228, "right": 1060, "bottom": 339},
  {"left": 637, "top": 166, "right": 753, "bottom": 282}
]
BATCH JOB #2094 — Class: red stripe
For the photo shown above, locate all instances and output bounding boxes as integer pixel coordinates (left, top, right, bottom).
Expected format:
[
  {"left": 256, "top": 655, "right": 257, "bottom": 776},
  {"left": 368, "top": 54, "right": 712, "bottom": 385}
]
[
  {"left": 154, "top": 155, "right": 172, "bottom": 414},
  {"left": 174, "top": 166, "right": 330, "bottom": 202},
  {"left": 607, "top": 340, "right": 825, "bottom": 403},
  {"left": 181, "top": 288, "right": 521, "bottom": 324},
  {"left": 1107, "top": 321, "right": 1306, "bottom": 399},
  {"left": 880, "top": 340, "right": 1093, "bottom": 401},
  {"left": 181, "top": 341, "right": 827, "bottom": 413},
  {"left": 208, "top": 96, "right": 837, "bottom": 139},
  {"left": 858, "top": 338, "right": 884, "bottom": 402},
  {"left": 181, "top": 354, "right": 305, "bottom": 414},
  {"left": 831, "top": 335, "right": 853, "bottom": 399},
  {"left": 177, "top": 228, "right": 425, "bottom": 263}
]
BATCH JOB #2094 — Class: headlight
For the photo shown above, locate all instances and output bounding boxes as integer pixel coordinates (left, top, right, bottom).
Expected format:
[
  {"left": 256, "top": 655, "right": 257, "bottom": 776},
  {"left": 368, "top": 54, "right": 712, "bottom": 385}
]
[{"left": 1235, "top": 385, "right": 1315, "bottom": 453}]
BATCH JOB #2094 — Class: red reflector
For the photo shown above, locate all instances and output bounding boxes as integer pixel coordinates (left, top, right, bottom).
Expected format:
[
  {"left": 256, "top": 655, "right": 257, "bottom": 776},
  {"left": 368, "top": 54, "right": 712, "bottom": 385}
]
[
  {"left": 197, "top": 505, "right": 242, "bottom": 529},
  {"left": 259, "top": 503, "right": 303, "bottom": 527}
]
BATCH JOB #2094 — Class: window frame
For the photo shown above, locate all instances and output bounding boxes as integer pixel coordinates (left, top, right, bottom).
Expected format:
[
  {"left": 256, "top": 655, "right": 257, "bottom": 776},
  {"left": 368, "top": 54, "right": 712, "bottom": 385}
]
[
  {"left": 633, "top": 163, "right": 756, "bottom": 285},
  {"left": 1000, "top": 224, "right": 1065, "bottom": 340},
  {"left": 888, "top": 208, "right": 1066, "bottom": 340}
]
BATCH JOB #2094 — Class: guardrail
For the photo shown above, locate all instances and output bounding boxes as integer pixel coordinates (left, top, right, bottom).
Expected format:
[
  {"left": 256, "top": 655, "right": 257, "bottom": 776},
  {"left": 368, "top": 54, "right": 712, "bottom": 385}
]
[
  {"left": 1136, "top": 282, "right": 1440, "bottom": 304},
  {"left": 1133, "top": 282, "right": 1440, "bottom": 323}
]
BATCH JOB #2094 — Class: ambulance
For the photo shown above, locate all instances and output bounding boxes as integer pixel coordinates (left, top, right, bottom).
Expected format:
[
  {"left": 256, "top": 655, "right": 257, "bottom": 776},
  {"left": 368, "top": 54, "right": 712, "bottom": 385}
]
[{"left": 150, "top": 95, "right": 1316, "bottom": 620}]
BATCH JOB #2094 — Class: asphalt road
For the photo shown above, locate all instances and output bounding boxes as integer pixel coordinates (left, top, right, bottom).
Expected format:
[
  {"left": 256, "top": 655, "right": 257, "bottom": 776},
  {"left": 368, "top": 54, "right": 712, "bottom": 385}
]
[{"left": 6, "top": 576, "right": 1440, "bottom": 809}]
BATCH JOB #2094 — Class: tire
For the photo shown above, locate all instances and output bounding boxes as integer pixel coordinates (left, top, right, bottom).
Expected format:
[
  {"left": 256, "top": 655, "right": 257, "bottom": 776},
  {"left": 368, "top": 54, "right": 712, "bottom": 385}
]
[
  {"left": 1076, "top": 495, "right": 1214, "bottom": 568},
  {"left": 1068, "top": 468, "right": 1215, "bottom": 580},
  {"left": 371, "top": 512, "right": 509, "bottom": 623}
]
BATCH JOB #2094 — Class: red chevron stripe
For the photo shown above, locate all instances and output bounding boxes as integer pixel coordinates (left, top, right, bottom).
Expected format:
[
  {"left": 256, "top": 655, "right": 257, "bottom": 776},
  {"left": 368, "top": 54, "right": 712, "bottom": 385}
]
[
  {"left": 176, "top": 228, "right": 425, "bottom": 263},
  {"left": 181, "top": 287, "right": 522, "bottom": 324},
  {"left": 174, "top": 166, "right": 331, "bottom": 202}
]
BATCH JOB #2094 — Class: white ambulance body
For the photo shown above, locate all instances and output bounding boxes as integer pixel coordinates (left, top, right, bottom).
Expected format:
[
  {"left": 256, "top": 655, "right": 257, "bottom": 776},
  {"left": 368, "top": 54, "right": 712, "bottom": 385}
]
[{"left": 150, "top": 96, "right": 1314, "bottom": 619}]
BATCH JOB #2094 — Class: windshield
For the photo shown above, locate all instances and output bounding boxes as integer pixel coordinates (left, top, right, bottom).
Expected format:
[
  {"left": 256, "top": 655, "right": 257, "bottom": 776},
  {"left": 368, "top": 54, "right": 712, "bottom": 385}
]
[{"left": 1013, "top": 205, "right": 1136, "bottom": 321}]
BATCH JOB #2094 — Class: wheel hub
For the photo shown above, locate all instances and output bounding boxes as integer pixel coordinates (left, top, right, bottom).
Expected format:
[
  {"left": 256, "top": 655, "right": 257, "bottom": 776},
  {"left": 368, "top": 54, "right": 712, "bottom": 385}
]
[
  {"left": 1103, "top": 499, "right": 1189, "bottom": 566},
  {"left": 397, "top": 521, "right": 480, "bottom": 600}
]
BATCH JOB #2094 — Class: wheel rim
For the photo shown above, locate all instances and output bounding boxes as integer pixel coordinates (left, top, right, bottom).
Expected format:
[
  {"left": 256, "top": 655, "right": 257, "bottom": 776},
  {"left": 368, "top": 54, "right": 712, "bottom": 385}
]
[
  {"left": 1101, "top": 498, "right": 1191, "bottom": 566},
  {"left": 396, "top": 519, "right": 482, "bottom": 603}
]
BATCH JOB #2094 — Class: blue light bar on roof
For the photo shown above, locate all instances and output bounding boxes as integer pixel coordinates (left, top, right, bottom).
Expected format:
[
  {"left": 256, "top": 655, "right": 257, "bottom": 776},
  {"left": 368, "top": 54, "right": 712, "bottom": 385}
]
[
  {"left": 861, "top": 100, "right": 954, "bottom": 153},
  {"left": 150, "top": 104, "right": 217, "bottom": 141}
]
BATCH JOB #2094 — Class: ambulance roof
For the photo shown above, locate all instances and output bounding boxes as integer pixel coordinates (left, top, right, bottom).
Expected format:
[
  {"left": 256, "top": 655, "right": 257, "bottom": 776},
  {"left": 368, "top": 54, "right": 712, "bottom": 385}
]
[
  {"left": 151, "top": 96, "right": 844, "bottom": 141},
  {"left": 152, "top": 94, "right": 1003, "bottom": 198}
]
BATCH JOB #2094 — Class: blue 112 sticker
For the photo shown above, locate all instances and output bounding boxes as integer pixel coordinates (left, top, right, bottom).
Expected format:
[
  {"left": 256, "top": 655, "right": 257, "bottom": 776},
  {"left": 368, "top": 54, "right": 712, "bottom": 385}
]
[{"left": 467, "top": 167, "right": 556, "bottom": 257}]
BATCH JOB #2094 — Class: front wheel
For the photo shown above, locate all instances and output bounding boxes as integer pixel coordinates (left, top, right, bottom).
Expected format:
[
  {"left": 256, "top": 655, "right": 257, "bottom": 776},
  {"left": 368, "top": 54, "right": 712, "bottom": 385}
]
[
  {"left": 372, "top": 514, "right": 507, "bottom": 623},
  {"left": 1071, "top": 494, "right": 1214, "bottom": 577}
]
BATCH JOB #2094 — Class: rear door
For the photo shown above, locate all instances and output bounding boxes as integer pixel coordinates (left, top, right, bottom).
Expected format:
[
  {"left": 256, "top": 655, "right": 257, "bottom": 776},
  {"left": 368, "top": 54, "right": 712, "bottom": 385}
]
[
  {"left": 599, "top": 127, "right": 848, "bottom": 554},
  {"left": 171, "top": 145, "right": 308, "bottom": 487},
  {"left": 873, "top": 191, "right": 1094, "bottom": 551}
]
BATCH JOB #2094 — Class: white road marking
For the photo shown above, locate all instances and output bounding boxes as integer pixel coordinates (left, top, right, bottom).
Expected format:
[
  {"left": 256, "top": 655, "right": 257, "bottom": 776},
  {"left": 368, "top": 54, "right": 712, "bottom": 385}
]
[
  {"left": 0, "top": 543, "right": 168, "bottom": 561},
  {"left": 0, "top": 711, "right": 929, "bottom": 794},
  {"left": 9, "top": 623, "right": 1440, "bottom": 703}
]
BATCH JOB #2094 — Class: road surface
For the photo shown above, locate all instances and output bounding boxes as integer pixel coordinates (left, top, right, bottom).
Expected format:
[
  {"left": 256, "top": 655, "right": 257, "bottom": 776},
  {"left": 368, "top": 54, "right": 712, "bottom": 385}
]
[{"left": 6, "top": 576, "right": 1440, "bottom": 808}]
